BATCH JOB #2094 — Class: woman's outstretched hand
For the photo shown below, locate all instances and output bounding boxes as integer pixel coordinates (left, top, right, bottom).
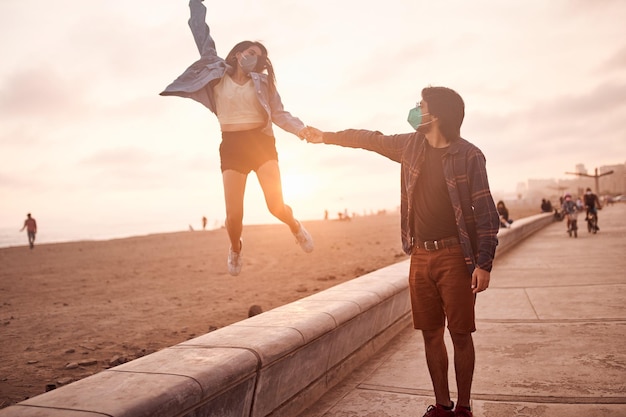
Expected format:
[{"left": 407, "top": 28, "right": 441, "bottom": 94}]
[{"left": 300, "top": 126, "right": 324, "bottom": 143}]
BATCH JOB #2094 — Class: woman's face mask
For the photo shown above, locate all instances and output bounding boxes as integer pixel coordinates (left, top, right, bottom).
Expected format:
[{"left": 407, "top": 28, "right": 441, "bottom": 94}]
[
  {"left": 238, "top": 54, "right": 258, "bottom": 74},
  {"left": 407, "top": 106, "right": 432, "bottom": 130}
]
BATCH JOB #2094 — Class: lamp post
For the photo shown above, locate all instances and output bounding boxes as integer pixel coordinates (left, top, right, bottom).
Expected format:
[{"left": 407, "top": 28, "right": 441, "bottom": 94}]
[{"left": 565, "top": 167, "right": 614, "bottom": 194}]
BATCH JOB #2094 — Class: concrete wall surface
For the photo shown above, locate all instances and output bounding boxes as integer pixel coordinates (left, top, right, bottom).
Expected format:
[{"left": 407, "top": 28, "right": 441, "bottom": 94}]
[
  {"left": 496, "top": 212, "right": 554, "bottom": 256},
  {"left": 0, "top": 262, "right": 412, "bottom": 417},
  {"left": 0, "top": 214, "right": 551, "bottom": 417}
]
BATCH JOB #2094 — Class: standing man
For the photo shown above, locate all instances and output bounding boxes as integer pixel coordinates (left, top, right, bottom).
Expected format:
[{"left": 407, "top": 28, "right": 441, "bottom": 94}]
[
  {"left": 20, "top": 213, "right": 38, "bottom": 249},
  {"left": 306, "top": 86, "right": 499, "bottom": 417}
]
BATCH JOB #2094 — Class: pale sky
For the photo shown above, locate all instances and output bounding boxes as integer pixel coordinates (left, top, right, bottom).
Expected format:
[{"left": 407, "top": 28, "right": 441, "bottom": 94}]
[{"left": 1, "top": 0, "right": 625, "bottom": 240}]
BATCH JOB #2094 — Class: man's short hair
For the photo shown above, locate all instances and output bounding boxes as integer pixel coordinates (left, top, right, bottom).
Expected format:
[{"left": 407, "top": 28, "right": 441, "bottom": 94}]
[{"left": 422, "top": 86, "right": 465, "bottom": 141}]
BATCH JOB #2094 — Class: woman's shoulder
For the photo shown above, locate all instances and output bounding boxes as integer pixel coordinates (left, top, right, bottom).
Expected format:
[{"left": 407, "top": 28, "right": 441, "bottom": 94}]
[{"left": 249, "top": 72, "right": 269, "bottom": 82}]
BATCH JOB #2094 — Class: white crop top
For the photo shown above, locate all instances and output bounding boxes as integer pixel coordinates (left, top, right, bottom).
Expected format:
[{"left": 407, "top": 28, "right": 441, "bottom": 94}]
[{"left": 213, "top": 74, "right": 266, "bottom": 126}]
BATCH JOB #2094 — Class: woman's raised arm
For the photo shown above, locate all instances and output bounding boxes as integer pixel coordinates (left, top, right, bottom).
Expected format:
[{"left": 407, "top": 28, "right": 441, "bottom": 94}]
[{"left": 188, "top": 0, "right": 217, "bottom": 58}]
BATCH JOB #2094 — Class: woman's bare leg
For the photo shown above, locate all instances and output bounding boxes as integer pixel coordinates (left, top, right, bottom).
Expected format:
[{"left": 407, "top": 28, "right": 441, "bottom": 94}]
[
  {"left": 256, "top": 160, "right": 299, "bottom": 233},
  {"left": 222, "top": 169, "right": 247, "bottom": 251}
]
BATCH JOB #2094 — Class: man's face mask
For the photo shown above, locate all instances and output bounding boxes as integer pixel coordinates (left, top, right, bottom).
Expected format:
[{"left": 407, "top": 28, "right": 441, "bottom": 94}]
[
  {"left": 239, "top": 54, "right": 258, "bottom": 74},
  {"left": 407, "top": 106, "right": 433, "bottom": 130}
]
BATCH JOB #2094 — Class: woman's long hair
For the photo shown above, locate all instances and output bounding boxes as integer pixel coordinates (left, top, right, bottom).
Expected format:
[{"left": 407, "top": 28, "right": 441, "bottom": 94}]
[{"left": 225, "top": 41, "right": 276, "bottom": 93}]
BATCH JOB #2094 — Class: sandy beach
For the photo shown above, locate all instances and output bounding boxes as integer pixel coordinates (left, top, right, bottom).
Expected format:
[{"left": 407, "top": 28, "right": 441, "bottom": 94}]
[{"left": 0, "top": 205, "right": 539, "bottom": 409}]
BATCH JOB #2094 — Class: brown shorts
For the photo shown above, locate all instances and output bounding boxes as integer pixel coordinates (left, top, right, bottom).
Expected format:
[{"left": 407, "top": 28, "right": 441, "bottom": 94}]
[
  {"left": 219, "top": 128, "right": 278, "bottom": 174},
  {"left": 408, "top": 244, "right": 476, "bottom": 333}
]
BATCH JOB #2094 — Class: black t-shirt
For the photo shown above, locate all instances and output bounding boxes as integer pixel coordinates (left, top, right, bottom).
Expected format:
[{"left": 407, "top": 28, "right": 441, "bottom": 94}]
[
  {"left": 584, "top": 193, "right": 597, "bottom": 209},
  {"left": 413, "top": 142, "right": 458, "bottom": 241}
]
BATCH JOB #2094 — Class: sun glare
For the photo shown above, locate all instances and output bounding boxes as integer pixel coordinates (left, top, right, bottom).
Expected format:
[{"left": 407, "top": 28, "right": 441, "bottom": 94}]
[{"left": 281, "top": 172, "right": 320, "bottom": 201}]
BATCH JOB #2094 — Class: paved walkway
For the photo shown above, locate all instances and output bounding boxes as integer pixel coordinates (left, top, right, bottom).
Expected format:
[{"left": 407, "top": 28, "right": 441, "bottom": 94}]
[{"left": 300, "top": 203, "right": 626, "bottom": 417}]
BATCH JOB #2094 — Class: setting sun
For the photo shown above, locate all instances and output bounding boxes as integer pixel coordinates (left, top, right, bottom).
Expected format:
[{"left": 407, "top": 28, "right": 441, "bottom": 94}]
[{"left": 281, "top": 172, "right": 320, "bottom": 201}]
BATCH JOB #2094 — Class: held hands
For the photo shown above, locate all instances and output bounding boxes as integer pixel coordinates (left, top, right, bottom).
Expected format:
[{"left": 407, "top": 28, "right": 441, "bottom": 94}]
[{"left": 297, "top": 126, "right": 324, "bottom": 143}]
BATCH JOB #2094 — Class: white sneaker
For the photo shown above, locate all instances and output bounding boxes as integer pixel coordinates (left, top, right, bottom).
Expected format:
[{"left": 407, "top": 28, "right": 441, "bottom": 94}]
[
  {"left": 228, "top": 239, "right": 243, "bottom": 276},
  {"left": 293, "top": 221, "right": 314, "bottom": 253}
]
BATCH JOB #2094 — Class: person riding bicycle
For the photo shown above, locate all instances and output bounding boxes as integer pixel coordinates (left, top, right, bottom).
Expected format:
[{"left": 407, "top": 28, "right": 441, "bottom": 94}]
[
  {"left": 583, "top": 187, "right": 601, "bottom": 232},
  {"left": 562, "top": 193, "right": 579, "bottom": 237}
]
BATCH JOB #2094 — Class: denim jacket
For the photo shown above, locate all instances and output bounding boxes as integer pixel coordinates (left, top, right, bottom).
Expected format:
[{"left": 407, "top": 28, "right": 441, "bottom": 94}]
[
  {"left": 160, "top": 0, "right": 306, "bottom": 138},
  {"left": 323, "top": 129, "right": 500, "bottom": 274}
]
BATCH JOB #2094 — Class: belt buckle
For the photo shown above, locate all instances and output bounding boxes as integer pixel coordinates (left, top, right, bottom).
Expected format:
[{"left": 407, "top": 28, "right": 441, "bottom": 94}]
[{"left": 424, "top": 240, "right": 438, "bottom": 251}]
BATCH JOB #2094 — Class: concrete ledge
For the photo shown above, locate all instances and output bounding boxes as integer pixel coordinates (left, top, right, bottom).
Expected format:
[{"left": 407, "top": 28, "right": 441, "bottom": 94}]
[
  {"left": 496, "top": 212, "right": 554, "bottom": 256},
  {"left": 0, "top": 216, "right": 551, "bottom": 417},
  {"left": 0, "top": 262, "right": 412, "bottom": 417}
]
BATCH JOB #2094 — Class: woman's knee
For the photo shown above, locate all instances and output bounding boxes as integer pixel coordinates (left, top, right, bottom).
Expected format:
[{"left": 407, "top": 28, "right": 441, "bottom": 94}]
[
  {"left": 267, "top": 202, "right": 291, "bottom": 219},
  {"left": 225, "top": 210, "right": 244, "bottom": 225}
]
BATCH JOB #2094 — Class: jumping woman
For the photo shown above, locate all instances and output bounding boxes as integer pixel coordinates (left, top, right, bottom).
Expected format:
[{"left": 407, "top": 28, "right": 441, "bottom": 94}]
[{"left": 161, "top": 0, "right": 314, "bottom": 276}]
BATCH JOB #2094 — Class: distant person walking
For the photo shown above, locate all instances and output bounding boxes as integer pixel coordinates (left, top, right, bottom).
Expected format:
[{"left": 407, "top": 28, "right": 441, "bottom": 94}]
[
  {"left": 160, "top": 0, "right": 314, "bottom": 276},
  {"left": 20, "top": 213, "right": 37, "bottom": 249}
]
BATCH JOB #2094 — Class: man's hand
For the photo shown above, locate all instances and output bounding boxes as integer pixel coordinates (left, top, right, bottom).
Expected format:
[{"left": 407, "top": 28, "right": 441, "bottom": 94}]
[{"left": 471, "top": 266, "right": 490, "bottom": 294}]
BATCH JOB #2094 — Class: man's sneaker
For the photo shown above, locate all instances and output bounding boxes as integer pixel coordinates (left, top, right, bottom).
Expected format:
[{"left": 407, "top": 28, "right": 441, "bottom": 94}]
[
  {"left": 228, "top": 239, "right": 243, "bottom": 276},
  {"left": 454, "top": 406, "right": 473, "bottom": 417},
  {"left": 293, "top": 221, "right": 314, "bottom": 253},
  {"left": 423, "top": 403, "right": 455, "bottom": 417}
]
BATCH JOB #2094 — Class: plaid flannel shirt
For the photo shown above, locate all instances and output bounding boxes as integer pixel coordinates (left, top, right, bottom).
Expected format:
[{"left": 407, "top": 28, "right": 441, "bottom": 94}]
[{"left": 324, "top": 129, "right": 500, "bottom": 274}]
